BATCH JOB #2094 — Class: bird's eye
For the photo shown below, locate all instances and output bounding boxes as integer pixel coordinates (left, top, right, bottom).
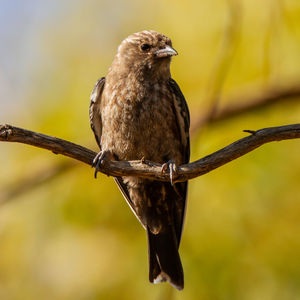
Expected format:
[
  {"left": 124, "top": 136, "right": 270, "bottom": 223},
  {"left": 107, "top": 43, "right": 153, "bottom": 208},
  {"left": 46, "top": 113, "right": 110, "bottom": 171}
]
[{"left": 141, "top": 43, "right": 151, "bottom": 51}]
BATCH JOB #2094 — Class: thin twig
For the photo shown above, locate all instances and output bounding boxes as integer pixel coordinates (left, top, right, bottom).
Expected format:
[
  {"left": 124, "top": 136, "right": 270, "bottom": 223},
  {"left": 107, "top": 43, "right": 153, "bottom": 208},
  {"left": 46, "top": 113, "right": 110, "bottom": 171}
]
[{"left": 1, "top": 123, "right": 299, "bottom": 183}]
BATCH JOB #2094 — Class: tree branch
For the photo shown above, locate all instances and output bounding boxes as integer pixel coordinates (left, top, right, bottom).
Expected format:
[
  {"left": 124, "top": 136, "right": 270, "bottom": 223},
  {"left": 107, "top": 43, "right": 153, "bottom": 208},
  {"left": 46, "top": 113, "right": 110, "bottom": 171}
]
[
  {"left": 2, "top": 81, "right": 299, "bottom": 200},
  {"left": 190, "top": 81, "right": 300, "bottom": 133},
  {"left": 1, "top": 123, "right": 299, "bottom": 183}
]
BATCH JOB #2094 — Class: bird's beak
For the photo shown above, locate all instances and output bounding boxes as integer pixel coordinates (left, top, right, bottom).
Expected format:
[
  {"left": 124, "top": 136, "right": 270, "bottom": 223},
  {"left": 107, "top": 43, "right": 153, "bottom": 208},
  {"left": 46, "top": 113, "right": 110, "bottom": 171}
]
[{"left": 155, "top": 45, "right": 178, "bottom": 58}]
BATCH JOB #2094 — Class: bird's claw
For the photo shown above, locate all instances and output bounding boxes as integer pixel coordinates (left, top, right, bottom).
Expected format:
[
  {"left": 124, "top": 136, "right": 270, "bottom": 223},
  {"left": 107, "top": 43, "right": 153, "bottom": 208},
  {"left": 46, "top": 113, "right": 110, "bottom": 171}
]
[
  {"left": 92, "top": 150, "right": 112, "bottom": 179},
  {"left": 161, "top": 160, "right": 178, "bottom": 186}
]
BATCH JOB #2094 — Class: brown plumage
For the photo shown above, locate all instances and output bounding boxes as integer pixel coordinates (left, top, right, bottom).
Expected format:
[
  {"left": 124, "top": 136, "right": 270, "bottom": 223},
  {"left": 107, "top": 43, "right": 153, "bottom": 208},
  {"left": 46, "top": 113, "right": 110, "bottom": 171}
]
[{"left": 89, "top": 30, "right": 190, "bottom": 290}]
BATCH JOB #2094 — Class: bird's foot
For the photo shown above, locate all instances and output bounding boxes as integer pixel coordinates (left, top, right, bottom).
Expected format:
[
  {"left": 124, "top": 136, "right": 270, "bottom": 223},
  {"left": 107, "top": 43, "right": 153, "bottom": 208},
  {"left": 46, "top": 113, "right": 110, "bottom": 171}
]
[
  {"left": 161, "top": 159, "right": 178, "bottom": 186},
  {"left": 92, "top": 150, "right": 112, "bottom": 179}
]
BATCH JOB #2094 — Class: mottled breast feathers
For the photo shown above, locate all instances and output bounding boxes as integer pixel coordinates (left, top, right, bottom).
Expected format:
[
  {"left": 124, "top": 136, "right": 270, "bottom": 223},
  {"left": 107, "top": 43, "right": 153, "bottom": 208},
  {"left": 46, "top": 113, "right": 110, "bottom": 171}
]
[{"left": 89, "top": 77, "right": 190, "bottom": 164}]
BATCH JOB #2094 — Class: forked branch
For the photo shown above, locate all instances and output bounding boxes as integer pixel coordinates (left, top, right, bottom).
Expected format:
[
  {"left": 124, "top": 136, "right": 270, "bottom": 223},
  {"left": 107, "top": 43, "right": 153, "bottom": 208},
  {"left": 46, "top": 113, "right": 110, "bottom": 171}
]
[{"left": 1, "top": 123, "right": 299, "bottom": 183}]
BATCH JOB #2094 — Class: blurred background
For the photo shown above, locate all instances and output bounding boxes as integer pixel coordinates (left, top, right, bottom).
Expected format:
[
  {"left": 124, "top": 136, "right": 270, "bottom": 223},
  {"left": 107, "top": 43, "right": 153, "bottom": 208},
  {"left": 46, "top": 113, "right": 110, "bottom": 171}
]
[{"left": 0, "top": 0, "right": 300, "bottom": 299}]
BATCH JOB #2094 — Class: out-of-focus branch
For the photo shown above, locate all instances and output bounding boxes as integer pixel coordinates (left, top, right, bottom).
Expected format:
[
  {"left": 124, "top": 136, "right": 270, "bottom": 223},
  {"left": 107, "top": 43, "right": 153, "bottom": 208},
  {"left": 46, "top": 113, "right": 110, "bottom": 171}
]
[
  {"left": 190, "top": 81, "right": 300, "bottom": 134},
  {"left": 1, "top": 124, "right": 299, "bottom": 183},
  {"left": 205, "top": 0, "right": 242, "bottom": 121},
  {"left": 0, "top": 161, "right": 72, "bottom": 204}
]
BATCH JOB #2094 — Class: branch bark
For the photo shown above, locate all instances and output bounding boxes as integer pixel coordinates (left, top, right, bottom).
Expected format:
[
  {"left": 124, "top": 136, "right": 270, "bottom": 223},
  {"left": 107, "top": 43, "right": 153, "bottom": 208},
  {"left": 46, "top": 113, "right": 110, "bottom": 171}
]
[{"left": 1, "top": 123, "right": 299, "bottom": 183}]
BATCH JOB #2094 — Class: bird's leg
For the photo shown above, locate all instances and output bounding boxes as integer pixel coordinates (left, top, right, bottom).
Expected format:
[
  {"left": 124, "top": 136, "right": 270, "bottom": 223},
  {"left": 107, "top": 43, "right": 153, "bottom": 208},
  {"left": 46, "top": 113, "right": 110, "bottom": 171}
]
[
  {"left": 92, "top": 150, "right": 113, "bottom": 179},
  {"left": 161, "top": 159, "right": 178, "bottom": 186}
]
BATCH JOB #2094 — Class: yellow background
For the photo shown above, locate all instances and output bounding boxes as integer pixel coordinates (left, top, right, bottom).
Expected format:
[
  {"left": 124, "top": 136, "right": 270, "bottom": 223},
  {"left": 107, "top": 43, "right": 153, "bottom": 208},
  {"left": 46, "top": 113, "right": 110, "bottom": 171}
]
[{"left": 0, "top": 0, "right": 300, "bottom": 299}]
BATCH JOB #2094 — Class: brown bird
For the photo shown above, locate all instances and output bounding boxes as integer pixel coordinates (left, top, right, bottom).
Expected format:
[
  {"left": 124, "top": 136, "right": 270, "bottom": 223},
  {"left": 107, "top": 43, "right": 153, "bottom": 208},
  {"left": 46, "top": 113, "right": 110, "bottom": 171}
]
[{"left": 89, "top": 30, "right": 190, "bottom": 290}]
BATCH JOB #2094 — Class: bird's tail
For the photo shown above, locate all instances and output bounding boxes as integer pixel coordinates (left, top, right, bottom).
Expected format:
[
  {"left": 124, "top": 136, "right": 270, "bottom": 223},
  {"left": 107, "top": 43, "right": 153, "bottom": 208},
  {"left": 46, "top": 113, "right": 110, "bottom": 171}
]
[{"left": 147, "top": 225, "right": 184, "bottom": 290}]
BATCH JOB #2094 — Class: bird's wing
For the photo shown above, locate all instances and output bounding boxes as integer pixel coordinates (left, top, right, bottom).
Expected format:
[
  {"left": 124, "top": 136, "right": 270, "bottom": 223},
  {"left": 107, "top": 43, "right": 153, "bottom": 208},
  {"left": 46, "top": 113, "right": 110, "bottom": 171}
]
[
  {"left": 168, "top": 78, "right": 190, "bottom": 163},
  {"left": 89, "top": 77, "right": 143, "bottom": 226},
  {"left": 168, "top": 78, "right": 190, "bottom": 244},
  {"left": 89, "top": 77, "right": 105, "bottom": 148},
  {"left": 114, "top": 177, "right": 146, "bottom": 229}
]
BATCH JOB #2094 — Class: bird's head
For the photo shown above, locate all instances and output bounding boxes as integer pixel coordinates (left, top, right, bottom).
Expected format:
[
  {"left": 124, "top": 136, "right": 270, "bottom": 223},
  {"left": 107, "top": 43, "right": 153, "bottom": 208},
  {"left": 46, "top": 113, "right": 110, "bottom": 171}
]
[{"left": 110, "top": 30, "right": 177, "bottom": 82}]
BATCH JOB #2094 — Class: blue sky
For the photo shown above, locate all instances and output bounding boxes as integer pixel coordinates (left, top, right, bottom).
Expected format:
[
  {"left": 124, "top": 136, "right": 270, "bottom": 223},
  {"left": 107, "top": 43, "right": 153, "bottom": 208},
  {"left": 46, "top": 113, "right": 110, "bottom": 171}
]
[
  {"left": 0, "top": 0, "right": 64, "bottom": 118},
  {"left": 0, "top": 0, "right": 148, "bottom": 120}
]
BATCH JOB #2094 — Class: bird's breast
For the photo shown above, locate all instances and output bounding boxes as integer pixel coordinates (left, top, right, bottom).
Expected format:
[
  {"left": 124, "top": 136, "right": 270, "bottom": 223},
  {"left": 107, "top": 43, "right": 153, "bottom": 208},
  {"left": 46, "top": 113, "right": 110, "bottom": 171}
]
[{"left": 100, "top": 81, "right": 182, "bottom": 164}]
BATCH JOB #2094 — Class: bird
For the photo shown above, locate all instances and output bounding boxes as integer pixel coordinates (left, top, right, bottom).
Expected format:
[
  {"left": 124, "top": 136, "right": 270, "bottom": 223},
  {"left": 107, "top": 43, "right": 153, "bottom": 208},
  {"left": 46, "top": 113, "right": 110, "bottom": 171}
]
[{"left": 89, "top": 30, "right": 190, "bottom": 290}]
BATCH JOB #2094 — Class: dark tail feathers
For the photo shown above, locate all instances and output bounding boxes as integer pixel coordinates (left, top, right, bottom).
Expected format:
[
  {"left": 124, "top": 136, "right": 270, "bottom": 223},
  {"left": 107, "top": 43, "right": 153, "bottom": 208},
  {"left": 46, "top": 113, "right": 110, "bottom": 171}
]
[{"left": 147, "top": 226, "right": 184, "bottom": 290}]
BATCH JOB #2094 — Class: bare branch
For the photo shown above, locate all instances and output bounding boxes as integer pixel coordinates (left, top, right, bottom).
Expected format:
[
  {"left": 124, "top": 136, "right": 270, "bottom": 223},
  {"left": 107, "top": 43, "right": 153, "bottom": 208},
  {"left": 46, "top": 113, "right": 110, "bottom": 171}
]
[
  {"left": 3, "top": 80, "right": 299, "bottom": 197},
  {"left": 0, "top": 124, "right": 95, "bottom": 164},
  {"left": 191, "top": 81, "right": 300, "bottom": 133},
  {"left": 1, "top": 123, "right": 299, "bottom": 183}
]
